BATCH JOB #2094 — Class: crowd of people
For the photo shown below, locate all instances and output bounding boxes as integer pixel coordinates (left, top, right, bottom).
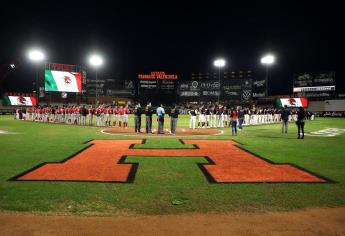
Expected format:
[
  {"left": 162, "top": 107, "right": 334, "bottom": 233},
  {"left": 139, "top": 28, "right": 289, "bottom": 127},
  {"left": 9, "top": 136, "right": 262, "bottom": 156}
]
[{"left": 14, "top": 102, "right": 313, "bottom": 138}]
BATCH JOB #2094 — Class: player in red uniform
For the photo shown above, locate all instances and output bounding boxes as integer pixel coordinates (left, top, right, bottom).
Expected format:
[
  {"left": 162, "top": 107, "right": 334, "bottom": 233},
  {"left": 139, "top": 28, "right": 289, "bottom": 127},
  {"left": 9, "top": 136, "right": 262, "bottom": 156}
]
[
  {"left": 39, "top": 106, "right": 43, "bottom": 121},
  {"left": 76, "top": 106, "right": 81, "bottom": 125},
  {"left": 25, "top": 107, "right": 31, "bottom": 120},
  {"left": 100, "top": 105, "right": 106, "bottom": 126},
  {"left": 96, "top": 106, "right": 102, "bottom": 126},
  {"left": 223, "top": 106, "right": 228, "bottom": 127},
  {"left": 105, "top": 106, "right": 112, "bottom": 126},
  {"left": 112, "top": 106, "right": 118, "bottom": 127},
  {"left": 123, "top": 105, "right": 130, "bottom": 128},
  {"left": 88, "top": 106, "right": 93, "bottom": 126},
  {"left": 118, "top": 106, "right": 124, "bottom": 127}
]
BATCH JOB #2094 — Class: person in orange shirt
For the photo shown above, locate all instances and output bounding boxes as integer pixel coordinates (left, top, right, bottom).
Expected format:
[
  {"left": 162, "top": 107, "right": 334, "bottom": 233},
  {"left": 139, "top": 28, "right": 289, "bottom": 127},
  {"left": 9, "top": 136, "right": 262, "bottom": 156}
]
[{"left": 230, "top": 107, "right": 238, "bottom": 136}]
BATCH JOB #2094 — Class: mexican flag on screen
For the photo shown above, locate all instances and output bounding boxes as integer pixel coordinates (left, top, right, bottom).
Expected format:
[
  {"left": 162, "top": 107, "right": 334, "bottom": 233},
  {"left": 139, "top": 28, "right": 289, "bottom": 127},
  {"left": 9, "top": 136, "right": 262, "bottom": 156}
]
[
  {"left": 45, "top": 70, "right": 82, "bottom": 92},
  {"left": 277, "top": 98, "right": 308, "bottom": 108},
  {"left": 3, "top": 96, "right": 37, "bottom": 106}
]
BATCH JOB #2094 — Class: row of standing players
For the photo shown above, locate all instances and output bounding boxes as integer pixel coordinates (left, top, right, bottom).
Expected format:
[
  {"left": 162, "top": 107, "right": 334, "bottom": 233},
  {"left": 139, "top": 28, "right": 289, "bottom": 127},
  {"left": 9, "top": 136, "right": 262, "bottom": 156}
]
[
  {"left": 15, "top": 104, "right": 309, "bottom": 138},
  {"left": 15, "top": 104, "right": 179, "bottom": 135},
  {"left": 187, "top": 105, "right": 310, "bottom": 138}
]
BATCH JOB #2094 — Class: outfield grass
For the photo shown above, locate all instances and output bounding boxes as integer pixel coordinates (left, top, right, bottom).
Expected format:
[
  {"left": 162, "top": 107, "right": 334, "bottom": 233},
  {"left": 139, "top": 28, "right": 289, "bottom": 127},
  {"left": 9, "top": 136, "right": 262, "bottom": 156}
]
[{"left": 0, "top": 115, "right": 345, "bottom": 215}]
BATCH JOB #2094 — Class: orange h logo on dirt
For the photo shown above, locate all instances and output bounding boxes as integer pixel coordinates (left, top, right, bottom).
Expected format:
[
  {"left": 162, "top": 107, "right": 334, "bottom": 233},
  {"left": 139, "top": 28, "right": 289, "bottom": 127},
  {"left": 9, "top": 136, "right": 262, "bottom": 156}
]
[{"left": 14, "top": 140, "right": 328, "bottom": 183}]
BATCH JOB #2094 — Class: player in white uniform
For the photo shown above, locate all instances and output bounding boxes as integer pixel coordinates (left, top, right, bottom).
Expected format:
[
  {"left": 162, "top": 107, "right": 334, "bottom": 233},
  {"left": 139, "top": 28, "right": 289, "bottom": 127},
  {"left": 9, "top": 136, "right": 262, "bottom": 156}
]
[{"left": 188, "top": 108, "right": 197, "bottom": 129}]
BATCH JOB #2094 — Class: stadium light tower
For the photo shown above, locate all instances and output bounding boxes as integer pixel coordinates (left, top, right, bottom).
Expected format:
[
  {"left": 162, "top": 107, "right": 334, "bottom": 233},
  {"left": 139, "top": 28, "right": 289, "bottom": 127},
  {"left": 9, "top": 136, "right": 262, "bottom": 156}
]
[
  {"left": 214, "top": 58, "right": 226, "bottom": 104},
  {"left": 89, "top": 54, "right": 103, "bottom": 104},
  {"left": 260, "top": 54, "right": 275, "bottom": 97},
  {"left": 27, "top": 49, "right": 45, "bottom": 104}
]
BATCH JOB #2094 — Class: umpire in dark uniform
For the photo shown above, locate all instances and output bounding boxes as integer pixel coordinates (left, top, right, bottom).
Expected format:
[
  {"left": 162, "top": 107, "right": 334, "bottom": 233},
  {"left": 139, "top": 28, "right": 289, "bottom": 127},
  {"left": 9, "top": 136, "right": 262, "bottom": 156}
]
[
  {"left": 281, "top": 105, "right": 291, "bottom": 133},
  {"left": 145, "top": 104, "right": 154, "bottom": 133},
  {"left": 134, "top": 104, "right": 142, "bottom": 133},
  {"left": 169, "top": 105, "right": 179, "bottom": 135}
]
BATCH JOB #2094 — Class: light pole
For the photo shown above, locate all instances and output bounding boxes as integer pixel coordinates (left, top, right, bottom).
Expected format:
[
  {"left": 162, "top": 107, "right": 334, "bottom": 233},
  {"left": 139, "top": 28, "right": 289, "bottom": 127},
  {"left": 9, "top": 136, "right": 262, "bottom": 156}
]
[
  {"left": 260, "top": 54, "right": 275, "bottom": 97},
  {"left": 27, "top": 49, "right": 45, "bottom": 104},
  {"left": 213, "top": 58, "right": 226, "bottom": 104},
  {"left": 89, "top": 54, "right": 103, "bottom": 104}
]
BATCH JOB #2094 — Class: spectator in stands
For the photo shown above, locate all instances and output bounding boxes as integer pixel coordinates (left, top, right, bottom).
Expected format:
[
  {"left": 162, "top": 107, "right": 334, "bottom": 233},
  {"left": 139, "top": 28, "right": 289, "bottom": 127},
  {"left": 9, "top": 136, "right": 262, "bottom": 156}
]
[
  {"left": 281, "top": 105, "right": 291, "bottom": 134},
  {"left": 296, "top": 107, "right": 306, "bottom": 139}
]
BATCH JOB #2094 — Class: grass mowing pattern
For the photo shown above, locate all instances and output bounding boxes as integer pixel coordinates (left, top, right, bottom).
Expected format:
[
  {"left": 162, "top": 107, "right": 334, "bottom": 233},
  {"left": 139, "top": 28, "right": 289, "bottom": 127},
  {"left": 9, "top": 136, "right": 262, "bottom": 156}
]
[{"left": 0, "top": 115, "right": 345, "bottom": 215}]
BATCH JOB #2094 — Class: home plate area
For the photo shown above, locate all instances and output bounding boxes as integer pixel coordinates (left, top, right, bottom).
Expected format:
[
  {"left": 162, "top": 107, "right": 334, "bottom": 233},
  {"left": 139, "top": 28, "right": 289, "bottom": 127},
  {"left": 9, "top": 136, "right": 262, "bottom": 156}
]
[{"left": 13, "top": 140, "right": 328, "bottom": 183}]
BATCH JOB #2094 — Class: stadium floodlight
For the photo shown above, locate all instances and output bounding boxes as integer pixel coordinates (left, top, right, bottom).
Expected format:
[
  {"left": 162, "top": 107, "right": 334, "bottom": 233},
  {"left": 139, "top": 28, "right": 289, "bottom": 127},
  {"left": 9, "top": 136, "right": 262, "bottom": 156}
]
[
  {"left": 89, "top": 54, "right": 103, "bottom": 67},
  {"left": 260, "top": 54, "right": 275, "bottom": 65},
  {"left": 213, "top": 58, "right": 226, "bottom": 104},
  {"left": 27, "top": 48, "right": 46, "bottom": 105},
  {"left": 27, "top": 49, "right": 45, "bottom": 62},
  {"left": 260, "top": 54, "right": 276, "bottom": 97},
  {"left": 214, "top": 58, "right": 226, "bottom": 68},
  {"left": 88, "top": 54, "right": 103, "bottom": 104}
]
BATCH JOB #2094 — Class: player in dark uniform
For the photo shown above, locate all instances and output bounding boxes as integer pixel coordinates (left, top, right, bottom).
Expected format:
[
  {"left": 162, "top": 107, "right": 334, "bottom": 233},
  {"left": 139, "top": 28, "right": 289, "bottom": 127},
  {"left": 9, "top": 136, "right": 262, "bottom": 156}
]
[
  {"left": 205, "top": 106, "right": 211, "bottom": 128},
  {"left": 134, "top": 104, "right": 142, "bottom": 133},
  {"left": 145, "top": 104, "right": 154, "bottom": 133}
]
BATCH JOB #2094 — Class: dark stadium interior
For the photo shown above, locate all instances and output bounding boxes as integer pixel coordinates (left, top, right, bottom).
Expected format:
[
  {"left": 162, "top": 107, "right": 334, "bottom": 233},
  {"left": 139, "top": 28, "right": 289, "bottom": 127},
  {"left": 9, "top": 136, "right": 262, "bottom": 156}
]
[{"left": 0, "top": 3, "right": 343, "bottom": 104}]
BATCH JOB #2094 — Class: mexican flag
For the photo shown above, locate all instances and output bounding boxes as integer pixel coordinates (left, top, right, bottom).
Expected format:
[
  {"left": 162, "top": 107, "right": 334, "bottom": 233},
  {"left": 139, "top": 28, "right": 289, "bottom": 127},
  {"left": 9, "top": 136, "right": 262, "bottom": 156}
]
[
  {"left": 45, "top": 70, "right": 82, "bottom": 92},
  {"left": 277, "top": 98, "right": 308, "bottom": 108},
  {"left": 3, "top": 96, "right": 37, "bottom": 106}
]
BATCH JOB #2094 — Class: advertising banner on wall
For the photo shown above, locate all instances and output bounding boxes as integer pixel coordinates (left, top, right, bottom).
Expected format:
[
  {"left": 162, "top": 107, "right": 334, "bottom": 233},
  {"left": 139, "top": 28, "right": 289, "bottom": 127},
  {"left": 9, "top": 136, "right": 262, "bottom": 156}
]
[
  {"left": 87, "top": 79, "right": 135, "bottom": 97},
  {"left": 252, "top": 79, "right": 266, "bottom": 98},
  {"left": 199, "top": 81, "right": 220, "bottom": 98},
  {"left": 3, "top": 96, "right": 37, "bottom": 106},
  {"left": 178, "top": 81, "right": 200, "bottom": 99},
  {"left": 221, "top": 79, "right": 252, "bottom": 100},
  {"left": 159, "top": 80, "right": 176, "bottom": 94}
]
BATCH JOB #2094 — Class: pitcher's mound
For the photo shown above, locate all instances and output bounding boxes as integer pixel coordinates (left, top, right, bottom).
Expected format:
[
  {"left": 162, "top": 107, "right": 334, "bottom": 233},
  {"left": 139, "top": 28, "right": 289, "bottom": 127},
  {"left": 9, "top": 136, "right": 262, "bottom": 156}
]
[{"left": 102, "top": 127, "right": 222, "bottom": 136}]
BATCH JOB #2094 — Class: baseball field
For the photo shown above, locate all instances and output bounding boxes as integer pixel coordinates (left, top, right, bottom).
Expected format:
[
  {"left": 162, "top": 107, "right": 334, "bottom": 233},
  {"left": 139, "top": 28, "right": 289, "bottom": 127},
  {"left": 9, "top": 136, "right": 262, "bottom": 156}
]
[{"left": 0, "top": 115, "right": 345, "bottom": 217}]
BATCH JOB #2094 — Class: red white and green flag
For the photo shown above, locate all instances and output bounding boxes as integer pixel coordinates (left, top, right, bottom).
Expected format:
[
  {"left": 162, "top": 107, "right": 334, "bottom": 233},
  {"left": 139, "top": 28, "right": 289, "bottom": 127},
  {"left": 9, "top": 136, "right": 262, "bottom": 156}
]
[
  {"left": 45, "top": 70, "right": 82, "bottom": 92},
  {"left": 3, "top": 96, "right": 37, "bottom": 106},
  {"left": 277, "top": 98, "right": 308, "bottom": 108}
]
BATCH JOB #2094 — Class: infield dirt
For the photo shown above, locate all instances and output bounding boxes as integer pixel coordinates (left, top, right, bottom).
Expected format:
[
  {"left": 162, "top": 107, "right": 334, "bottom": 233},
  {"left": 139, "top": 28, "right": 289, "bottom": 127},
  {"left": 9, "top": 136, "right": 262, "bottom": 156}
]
[{"left": 1, "top": 207, "right": 344, "bottom": 235}]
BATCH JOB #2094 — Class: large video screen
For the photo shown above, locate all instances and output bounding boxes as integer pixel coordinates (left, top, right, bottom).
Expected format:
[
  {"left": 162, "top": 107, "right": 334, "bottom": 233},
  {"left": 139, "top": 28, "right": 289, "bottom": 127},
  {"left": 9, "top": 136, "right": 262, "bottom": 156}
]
[
  {"left": 45, "top": 70, "right": 82, "bottom": 92},
  {"left": 3, "top": 96, "right": 37, "bottom": 106},
  {"left": 293, "top": 72, "right": 335, "bottom": 93}
]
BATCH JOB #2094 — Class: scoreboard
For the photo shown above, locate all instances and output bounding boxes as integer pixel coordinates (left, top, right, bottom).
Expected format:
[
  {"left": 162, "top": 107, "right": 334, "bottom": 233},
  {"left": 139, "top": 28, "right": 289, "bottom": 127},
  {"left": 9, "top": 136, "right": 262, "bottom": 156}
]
[{"left": 138, "top": 71, "right": 178, "bottom": 96}]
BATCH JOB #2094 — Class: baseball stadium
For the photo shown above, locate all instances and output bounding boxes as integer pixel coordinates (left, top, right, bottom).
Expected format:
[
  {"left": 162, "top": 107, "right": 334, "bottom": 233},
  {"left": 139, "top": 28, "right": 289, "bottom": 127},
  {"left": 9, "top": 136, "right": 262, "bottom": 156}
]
[{"left": 1, "top": 5, "right": 344, "bottom": 236}]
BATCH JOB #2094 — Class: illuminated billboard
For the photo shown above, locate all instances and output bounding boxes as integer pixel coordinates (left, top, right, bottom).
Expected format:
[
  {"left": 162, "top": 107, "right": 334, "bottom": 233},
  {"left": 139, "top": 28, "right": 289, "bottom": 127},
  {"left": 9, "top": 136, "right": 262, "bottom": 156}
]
[
  {"left": 138, "top": 71, "right": 178, "bottom": 80},
  {"left": 45, "top": 70, "right": 82, "bottom": 92},
  {"left": 276, "top": 98, "right": 308, "bottom": 108}
]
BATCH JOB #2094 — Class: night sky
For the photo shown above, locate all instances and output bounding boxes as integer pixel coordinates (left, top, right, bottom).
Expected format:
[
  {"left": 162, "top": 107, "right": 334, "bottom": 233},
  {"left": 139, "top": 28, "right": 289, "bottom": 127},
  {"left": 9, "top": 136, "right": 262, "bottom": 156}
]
[{"left": 0, "top": 3, "right": 343, "bottom": 95}]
